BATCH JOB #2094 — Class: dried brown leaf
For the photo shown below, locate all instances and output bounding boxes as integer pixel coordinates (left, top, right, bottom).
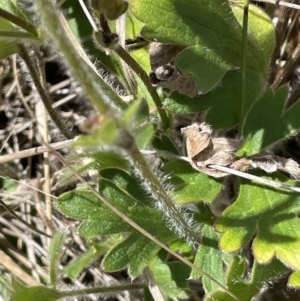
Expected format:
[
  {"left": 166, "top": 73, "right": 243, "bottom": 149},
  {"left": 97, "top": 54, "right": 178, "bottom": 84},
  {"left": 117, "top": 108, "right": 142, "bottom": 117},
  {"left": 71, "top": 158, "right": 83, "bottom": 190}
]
[
  {"left": 149, "top": 42, "right": 199, "bottom": 98},
  {"left": 182, "top": 123, "right": 300, "bottom": 180},
  {"left": 181, "top": 123, "right": 242, "bottom": 177}
]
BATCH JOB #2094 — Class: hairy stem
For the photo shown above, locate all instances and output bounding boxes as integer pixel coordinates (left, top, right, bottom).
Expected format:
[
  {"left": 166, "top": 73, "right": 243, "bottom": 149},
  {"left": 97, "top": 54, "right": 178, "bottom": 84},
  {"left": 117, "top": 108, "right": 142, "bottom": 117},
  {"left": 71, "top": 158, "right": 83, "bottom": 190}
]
[
  {"left": 31, "top": 0, "right": 128, "bottom": 114},
  {"left": 114, "top": 45, "right": 170, "bottom": 131},
  {"left": 118, "top": 129, "right": 201, "bottom": 248},
  {"left": 19, "top": 45, "right": 75, "bottom": 139},
  {"left": 61, "top": 283, "right": 145, "bottom": 297}
]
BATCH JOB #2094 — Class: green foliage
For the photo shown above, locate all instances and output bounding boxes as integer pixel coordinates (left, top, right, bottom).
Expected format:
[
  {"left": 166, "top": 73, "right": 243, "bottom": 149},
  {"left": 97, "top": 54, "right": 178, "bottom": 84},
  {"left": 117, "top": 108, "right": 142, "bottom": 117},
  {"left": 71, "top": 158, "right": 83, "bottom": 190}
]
[
  {"left": 165, "top": 160, "right": 223, "bottom": 204},
  {"left": 63, "top": 240, "right": 114, "bottom": 280},
  {"left": 206, "top": 257, "right": 288, "bottom": 301},
  {"left": 6, "top": 0, "right": 300, "bottom": 300},
  {"left": 62, "top": 0, "right": 125, "bottom": 81},
  {"left": 238, "top": 86, "right": 300, "bottom": 155},
  {"left": 48, "top": 230, "right": 67, "bottom": 288},
  {"left": 11, "top": 278, "right": 63, "bottom": 301},
  {"left": 191, "top": 224, "right": 227, "bottom": 293},
  {"left": 0, "top": 0, "right": 41, "bottom": 59},
  {"left": 148, "top": 255, "right": 191, "bottom": 299},
  {"left": 130, "top": 0, "right": 244, "bottom": 93},
  {"left": 57, "top": 169, "right": 177, "bottom": 278},
  {"left": 215, "top": 173, "right": 300, "bottom": 270}
]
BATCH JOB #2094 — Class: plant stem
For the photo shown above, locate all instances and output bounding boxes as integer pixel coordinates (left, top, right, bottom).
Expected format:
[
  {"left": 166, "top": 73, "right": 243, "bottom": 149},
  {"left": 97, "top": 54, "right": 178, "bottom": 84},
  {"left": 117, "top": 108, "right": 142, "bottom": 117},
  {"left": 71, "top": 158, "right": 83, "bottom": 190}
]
[
  {"left": 61, "top": 283, "right": 145, "bottom": 297},
  {"left": 114, "top": 45, "right": 170, "bottom": 131},
  {"left": 0, "top": 8, "right": 38, "bottom": 37},
  {"left": 19, "top": 45, "right": 75, "bottom": 139},
  {"left": 31, "top": 0, "right": 128, "bottom": 114},
  {"left": 240, "top": 0, "right": 249, "bottom": 132},
  {"left": 118, "top": 129, "right": 201, "bottom": 248}
]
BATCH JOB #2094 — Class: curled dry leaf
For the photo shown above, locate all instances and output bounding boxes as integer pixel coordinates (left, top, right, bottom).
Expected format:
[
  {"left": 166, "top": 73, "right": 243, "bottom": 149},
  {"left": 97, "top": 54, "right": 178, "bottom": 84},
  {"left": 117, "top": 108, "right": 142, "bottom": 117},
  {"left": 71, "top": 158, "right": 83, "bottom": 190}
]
[
  {"left": 149, "top": 42, "right": 199, "bottom": 98},
  {"left": 181, "top": 123, "right": 242, "bottom": 177},
  {"left": 232, "top": 154, "right": 300, "bottom": 180},
  {"left": 182, "top": 123, "right": 300, "bottom": 179}
]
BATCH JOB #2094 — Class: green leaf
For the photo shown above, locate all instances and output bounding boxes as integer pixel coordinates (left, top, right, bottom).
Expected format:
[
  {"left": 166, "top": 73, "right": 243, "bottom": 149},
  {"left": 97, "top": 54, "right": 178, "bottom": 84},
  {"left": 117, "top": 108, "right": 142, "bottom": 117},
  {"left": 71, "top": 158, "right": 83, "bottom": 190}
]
[
  {"left": 126, "top": 11, "right": 144, "bottom": 39},
  {"left": 164, "top": 160, "right": 223, "bottom": 204},
  {"left": 90, "top": 149, "right": 130, "bottom": 172},
  {"left": 164, "top": 69, "right": 264, "bottom": 130},
  {"left": 215, "top": 172, "right": 300, "bottom": 271},
  {"left": 73, "top": 117, "right": 118, "bottom": 147},
  {"left": 56, "top": 169, "right": 177, "bottom": 278},
  {"left": 64, "top": 242, "right": 113, "bottom": 280},
  {"left": 0, "top": 16, "right": 19, "bottom": 58},
  {"left": 103, "top": 234, "right": 164, "bottom": 278},
  {"left": 134, "top": 122, "right": 156, "bottom": 149},
  {"left": 123, "top": 97, "right": 150, "bottom": 126},
  {"left": 130, "top": 47, "right": 156, "bottom": 109},
  {"left": 206, "top": 258, "right": 288, "bottom": 301},
  {"left": 11, "top": 278, "right": 63, "bottom": 301},
  {"left": 48, "top": 230, "right": 66, "bottom": 287},
  {"left": 152, "top": 134, "right": 179, "bottom": 155},
  {"left": 0, "top": 40, "right": 18, "bottom": 59},
  {"left": 58, "top": 149, "right": 130, "bottom": 186},
  {"left": 238, "top": 86, "right": 300, "bottom": 156},
  {"left": 169, "top": 239, "right": 193, "bottom": 259},
  {"left": 289, "top": 271, "right": 300, "bottom": 288},
  {"left": 0, "top": 1, "right": 40, "bottom": 60},
  {"left": 122, "top": 99, "right": 143, "bottom": 125},
  {"left": 191, "top": 224, "right": 225, "bottom": 293},
  {"left": 164, "top": 90, "right": 211, "bottom": 114},
  {"left": 149, "top": 257, "right": 191, "bottom": 299},
  {"left": 232, "top": 2, "right": 275, "bottom": 77},
  {"left": 62, "top": 0, "right": 125, "bottom": 81},
  {"left": 129, "top": 0, "right": 274, "bottom": 100},
  {"left": 202, "top": 70, "right": 261, "bottom": 128},
  {"left": 129, "top": 0, "right": 242, "bottom": 93},
  {"left": 164, "top": 70, "right": 247, "bottom": 130}
]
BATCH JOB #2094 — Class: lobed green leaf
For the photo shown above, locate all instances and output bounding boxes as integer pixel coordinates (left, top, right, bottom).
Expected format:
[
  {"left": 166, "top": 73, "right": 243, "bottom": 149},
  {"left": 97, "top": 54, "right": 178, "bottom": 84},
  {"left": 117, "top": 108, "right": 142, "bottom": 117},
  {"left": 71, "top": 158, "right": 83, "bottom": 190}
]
[
  {"left": 57, "top": 169, "right": 177, "bottom": 278},
  {"left": 238, "top": 86, "right": 300, "bottom": 156},
  {"left": 215, "top": 173, "right": 300, "bottom": 271},
  {"left": 164, "top": 160, "right": 223, "bottom": 204}
]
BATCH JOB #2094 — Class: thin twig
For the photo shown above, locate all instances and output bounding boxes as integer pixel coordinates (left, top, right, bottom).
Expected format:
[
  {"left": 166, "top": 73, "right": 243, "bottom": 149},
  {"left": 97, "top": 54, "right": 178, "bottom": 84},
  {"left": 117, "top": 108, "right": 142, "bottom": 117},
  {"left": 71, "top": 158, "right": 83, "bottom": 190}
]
[
  {"left": 0, "top": 176, "right": 57, "bottom": 199},
  {"left": 141, "top": 151, "right": 300, "bottom": 193},
  {"left": 0, "top": 139, "right": 73, "bottom": 164},
  {"left": 143, "top": 268, "right": 166, "bottom": 301},
  {"left": 34, "top": 53, "right": 52, "bottom": 246},
  {"left": 12, "top": 54, "right": 35, "bottom": 119},
  {"left": 208, "top": 164, "right": 300, "bottom": 193},
  {"left": 255, "top": 0, "right": 300, "bottom": 10},
  {"left": 0, "top": 250, "right": 40, "bottom": 286},
  {"left": 78, "top": 0, "right": 98, "bottom": 31}
]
